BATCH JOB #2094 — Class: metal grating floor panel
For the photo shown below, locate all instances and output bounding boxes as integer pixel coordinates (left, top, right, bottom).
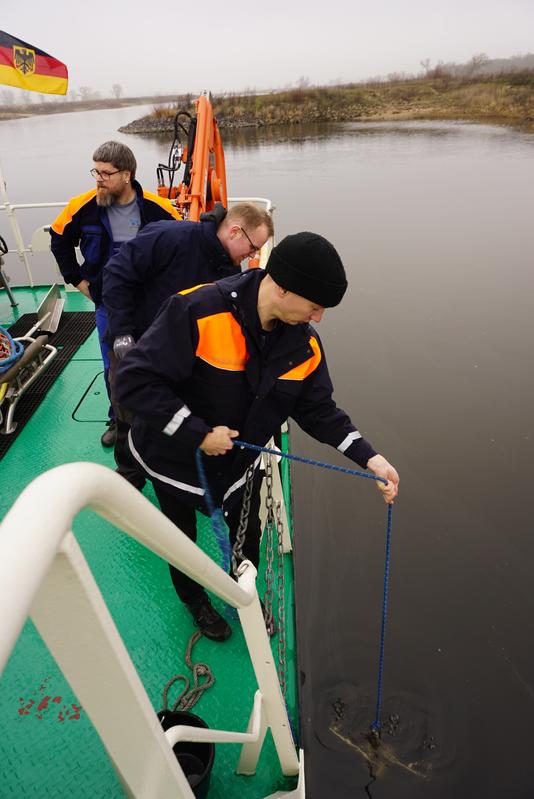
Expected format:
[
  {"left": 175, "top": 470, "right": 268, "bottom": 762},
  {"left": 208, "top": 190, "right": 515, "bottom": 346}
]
[{"left": 0, "top": 311, "right": 95, "bottom": 459}]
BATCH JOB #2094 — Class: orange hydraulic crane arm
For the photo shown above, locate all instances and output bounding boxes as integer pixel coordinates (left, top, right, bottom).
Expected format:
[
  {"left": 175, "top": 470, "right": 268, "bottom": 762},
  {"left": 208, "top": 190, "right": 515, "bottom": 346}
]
[{"left": 157, "top": 92, "right": 227, "bottom": 222}]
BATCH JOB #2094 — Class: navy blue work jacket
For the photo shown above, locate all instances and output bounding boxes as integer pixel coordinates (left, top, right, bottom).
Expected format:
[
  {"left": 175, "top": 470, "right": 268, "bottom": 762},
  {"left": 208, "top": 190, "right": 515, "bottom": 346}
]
[
  {"left": 102, "top": 215, "right": 237, "bottom": 343},
  {"left": 115, "top": 270, "right": 376, "bottom": 512}
]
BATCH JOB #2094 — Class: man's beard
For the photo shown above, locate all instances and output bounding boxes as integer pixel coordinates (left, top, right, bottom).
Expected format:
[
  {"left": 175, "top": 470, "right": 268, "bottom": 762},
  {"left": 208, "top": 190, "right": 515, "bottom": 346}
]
[{"left": 96, "top": 187, "right": 118, "bottom": 207}]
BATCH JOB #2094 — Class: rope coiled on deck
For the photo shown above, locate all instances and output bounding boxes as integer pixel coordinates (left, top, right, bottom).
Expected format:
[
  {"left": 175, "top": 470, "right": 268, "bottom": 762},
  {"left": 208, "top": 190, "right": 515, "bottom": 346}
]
[{"left": 0, "top": 326, "right": 23, "bottom": 374}]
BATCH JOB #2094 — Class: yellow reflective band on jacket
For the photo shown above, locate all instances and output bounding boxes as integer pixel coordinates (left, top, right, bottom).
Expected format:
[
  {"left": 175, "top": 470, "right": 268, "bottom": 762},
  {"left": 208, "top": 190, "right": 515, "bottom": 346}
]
[
  {"left": 141, "top": 189, "right": 182, "bottom": 220},
  {"left": 179, "top": 284, "right": 210, "bottom": 297},
  {"left": 278, "top": 335, "right": 322, "bottom": 380},
  {"left": 196, "top": 312, "right": 249, "bottom": 372},
  {"left": 51, "top": 190, "right": 97, "bottom": 234}
]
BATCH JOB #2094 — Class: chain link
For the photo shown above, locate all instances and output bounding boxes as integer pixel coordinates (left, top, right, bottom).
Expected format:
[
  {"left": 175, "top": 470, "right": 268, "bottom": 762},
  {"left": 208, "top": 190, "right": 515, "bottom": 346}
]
[
  {"left": 231, "top": 464, "right": 255, "bottom": 576},
  {"left": 275, "top": 500, "right": 287, "bottom": 697},
  {"left": 231, "top": 455, "right": 284, "bottom": 671},
  {"left": 263, "top": 456, "right": 276, "bottom": 636}
]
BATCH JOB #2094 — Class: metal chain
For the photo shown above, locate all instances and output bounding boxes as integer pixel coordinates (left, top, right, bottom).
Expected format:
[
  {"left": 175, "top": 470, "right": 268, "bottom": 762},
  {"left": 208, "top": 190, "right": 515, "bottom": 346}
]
[
  {"left": 275, "top": 500, "right": 287, "bottom": 697},
  {"left": 161, "top": 631, "right": 215, "bottom": 713},
  {"left": 263, "top": 456, "right": 276, "bottom": 636},
  {"left": 231, "top": 464, "right": 255, "bottom": 577}
]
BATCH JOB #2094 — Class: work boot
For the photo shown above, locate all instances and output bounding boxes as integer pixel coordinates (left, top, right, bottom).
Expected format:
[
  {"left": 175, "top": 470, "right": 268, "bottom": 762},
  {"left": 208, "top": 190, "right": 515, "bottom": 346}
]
[
  {"left": 185, "top": 594, "right": 232, "bottom": 642},
  {"left": 101, "top": 420, "right": 117, "bottom": 447}
]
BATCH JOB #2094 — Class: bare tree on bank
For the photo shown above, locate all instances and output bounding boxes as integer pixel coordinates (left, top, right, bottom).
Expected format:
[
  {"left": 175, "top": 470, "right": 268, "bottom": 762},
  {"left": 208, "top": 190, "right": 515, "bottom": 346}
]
[
  {"left": 111, "top": 83, "right": 123, "bottom": 99},
  {"left": 466, "top": 53, "right": 490, "bottom": 77},
  {"left": 420, "top": 58, "right": 432, "bottom": 76},
  {"left": 78, "top": 86, "right": 101, "bottom": 101}
]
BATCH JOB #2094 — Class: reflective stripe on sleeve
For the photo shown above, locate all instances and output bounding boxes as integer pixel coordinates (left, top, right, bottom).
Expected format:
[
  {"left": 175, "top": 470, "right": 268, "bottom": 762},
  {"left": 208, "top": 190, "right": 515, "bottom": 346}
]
[
  {"left": 337, "top": 431, "right": 362, "bottom": 453},
  {"left": 163, "top": 406, "right": 191, "bottom": 436},
  {"left": 127, "top": 430, "right": 204, "bottom": 496},
  {"left": 222, "top": 454, "right": 262, "bottom": 504}
]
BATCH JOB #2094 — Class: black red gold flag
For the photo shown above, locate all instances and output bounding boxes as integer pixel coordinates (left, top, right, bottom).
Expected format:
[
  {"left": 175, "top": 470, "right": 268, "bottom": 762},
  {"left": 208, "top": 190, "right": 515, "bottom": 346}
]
[{"left": 0, "top": 30, "right": 68, "bottom": 95}]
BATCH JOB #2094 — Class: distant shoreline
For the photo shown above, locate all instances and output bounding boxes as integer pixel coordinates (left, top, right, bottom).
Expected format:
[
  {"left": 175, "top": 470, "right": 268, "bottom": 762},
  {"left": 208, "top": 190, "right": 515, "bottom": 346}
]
[
  {"left": 0, "top": 94, "right": 177, "bottom": 122},
  {"left": 2, "top": 76, "right": 534, "bottom": 135}
]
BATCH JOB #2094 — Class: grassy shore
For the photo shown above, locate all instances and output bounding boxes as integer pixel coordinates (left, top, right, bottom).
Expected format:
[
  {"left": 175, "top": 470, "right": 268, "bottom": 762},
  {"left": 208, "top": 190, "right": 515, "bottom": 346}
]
[
  {"left": 117, "top": 73, "right": 534, "bottom": 135},
  {"left": 2, "top": 73, "right": 534, "bottom": 134}
]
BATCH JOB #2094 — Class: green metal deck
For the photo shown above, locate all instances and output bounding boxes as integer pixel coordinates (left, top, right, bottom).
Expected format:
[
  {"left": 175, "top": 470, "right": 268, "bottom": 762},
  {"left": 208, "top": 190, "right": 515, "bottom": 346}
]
[{"left": 0, "top": 286, "right": 299, "bottom": 798}]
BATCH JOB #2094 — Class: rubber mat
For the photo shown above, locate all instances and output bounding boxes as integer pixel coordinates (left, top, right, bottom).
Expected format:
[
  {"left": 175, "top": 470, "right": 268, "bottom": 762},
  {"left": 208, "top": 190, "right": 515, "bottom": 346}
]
[{"left": 0, "top": 311, "right": 95, "bottom": 460}]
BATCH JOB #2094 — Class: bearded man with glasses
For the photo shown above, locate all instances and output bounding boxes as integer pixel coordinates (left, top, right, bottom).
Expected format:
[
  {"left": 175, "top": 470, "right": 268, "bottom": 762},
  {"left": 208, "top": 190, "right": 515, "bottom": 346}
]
[{"left": 50, "top": 141, "right": 181, "bottom": 447}]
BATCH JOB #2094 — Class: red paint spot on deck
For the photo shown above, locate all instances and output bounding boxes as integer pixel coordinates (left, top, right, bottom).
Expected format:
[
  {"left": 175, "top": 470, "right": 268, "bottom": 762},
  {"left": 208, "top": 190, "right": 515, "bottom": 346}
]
[
  {"left": 18, "top": 699, "right": 35, "bottom": 716},
  {"left": 16, "top": 682, "right": 82, "bottom": 721},
  {"left": 37, "top": 696, "right": 51, "bottom": 712}
]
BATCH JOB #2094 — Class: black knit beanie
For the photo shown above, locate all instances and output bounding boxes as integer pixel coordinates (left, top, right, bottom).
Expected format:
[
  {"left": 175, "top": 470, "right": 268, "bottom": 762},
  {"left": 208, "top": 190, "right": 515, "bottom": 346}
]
[{"left": 266, "top": 232, "right": 348, "bottom": 307}]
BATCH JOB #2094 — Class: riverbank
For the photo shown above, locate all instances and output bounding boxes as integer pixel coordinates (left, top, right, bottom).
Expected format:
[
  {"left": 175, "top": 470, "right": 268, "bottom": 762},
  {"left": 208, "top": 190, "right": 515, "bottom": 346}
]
[
  {"left": 0, "top": 94, "right": 178, "bottom": 122},
  {"left": 117, "top": 74, "right": 534, "bottom": 135},
  {"left": 2, "top": 74, "right": 534, "bottom": 134}
]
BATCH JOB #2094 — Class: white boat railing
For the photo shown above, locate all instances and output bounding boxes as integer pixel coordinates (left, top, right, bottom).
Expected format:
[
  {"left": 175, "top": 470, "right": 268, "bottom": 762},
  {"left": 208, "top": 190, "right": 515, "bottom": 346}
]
[
  {"left": 0, "top": 462, "right": 301, "bottom": 798},
  {"left": 0, "top": 175, "right": 274, "bottom": 288}
]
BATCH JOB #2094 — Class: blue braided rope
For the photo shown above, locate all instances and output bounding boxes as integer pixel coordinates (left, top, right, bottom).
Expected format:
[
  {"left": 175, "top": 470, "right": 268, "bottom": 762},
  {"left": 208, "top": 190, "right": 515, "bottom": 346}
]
[
  {"left": 370, "top": 502, "right": 393, "bottom": 733},
  {"left": 234, "top": 439, "right": 388, "bottom": 485},
  {"left": 194, "top": 449, "right": 231, "bottom": 574},
  {"left": 234, "top": 438, "right": 394, "bottom": 734}
]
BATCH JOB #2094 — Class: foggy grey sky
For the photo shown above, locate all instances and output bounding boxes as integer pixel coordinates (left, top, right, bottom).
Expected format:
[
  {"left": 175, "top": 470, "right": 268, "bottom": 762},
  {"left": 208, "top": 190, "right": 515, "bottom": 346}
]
[{"left": 2, "top": 0, "right": 534, "bottom": 98}]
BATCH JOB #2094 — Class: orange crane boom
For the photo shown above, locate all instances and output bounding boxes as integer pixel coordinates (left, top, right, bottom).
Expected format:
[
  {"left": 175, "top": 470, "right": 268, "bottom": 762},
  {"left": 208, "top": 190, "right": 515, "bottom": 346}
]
[{"left": 157, "top": 92, "right": 227, "bottom": 221}]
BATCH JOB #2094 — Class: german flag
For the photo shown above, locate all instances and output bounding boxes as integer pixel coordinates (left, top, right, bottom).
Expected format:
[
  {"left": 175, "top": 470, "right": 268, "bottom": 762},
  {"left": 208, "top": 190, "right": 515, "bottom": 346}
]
[{"left": 0, "top": 30, "right": 68, "bottom": 95}]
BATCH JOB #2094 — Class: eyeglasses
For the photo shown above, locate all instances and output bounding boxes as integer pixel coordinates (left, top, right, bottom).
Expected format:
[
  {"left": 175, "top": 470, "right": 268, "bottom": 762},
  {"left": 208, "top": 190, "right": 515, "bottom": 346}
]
[
  {"left": 239, "top": 225, "right": 261, "bottom": 253},
  {"left": 90, "top": 168, "right": 121, "bottom": 180}
]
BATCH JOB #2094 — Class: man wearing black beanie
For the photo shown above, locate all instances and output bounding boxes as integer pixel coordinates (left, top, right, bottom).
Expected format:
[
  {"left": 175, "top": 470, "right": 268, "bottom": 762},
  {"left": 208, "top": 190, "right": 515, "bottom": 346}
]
[
  {"left": 116, "top": 232, "right": 399, "bottom": 641},
  {"left": 265, "top": 231, "right": 348, "bottom": 308}
]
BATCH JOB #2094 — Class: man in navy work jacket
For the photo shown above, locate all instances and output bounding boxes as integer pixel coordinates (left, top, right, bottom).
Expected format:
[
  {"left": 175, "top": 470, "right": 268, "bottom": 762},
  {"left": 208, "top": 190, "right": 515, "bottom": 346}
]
[
  {"left": 50, "top": 140, "right": 181, "bottom": 447},
  {"left": 102, "top": 202, "right": 274, "bottom": 488},
  {"left": 116, "top": 232, "right": 400, "bottom": 641}
]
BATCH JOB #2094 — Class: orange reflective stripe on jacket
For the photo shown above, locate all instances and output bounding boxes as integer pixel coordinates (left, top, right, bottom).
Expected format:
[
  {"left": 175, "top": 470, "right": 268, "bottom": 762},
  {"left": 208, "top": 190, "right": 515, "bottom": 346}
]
[
  {"left": 278, "top": 335, "right": 322, "bottom": 381},
  {"left": 141, "top": 189, "right": 182, "bottom": 220},
  {"left": 51, "top": 190, "right": 97, "bottom": 234},
  {"left": 196, "top": 312, "right": 249, "bottom": 371}
]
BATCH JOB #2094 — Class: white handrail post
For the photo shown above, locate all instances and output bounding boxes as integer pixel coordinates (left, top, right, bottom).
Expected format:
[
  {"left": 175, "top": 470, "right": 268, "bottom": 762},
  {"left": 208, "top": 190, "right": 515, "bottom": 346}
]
[
  {"left": 236, "top": 693, "right": 268, "bottom": 775},
  {"left": 259, "top": 443, "right": 292, "bottom": 554},
  {"left": 0, "top": 156, "right": 34, "bottom": 286},
  {"left": 278, "top": 422, "right": 292, "bottom": 552},
  {"left": 30, "top": 531, "right": 195, "bottom": 799},
  {"left": 236, "top": 563, "right": 299, "bottom": 776}
]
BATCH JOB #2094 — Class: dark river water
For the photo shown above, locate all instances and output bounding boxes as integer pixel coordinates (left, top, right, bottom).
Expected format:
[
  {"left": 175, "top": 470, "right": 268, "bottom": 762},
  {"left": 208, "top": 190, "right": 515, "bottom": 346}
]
[{"left": 2, "top": 107, "right": 534, "bottom": 797}]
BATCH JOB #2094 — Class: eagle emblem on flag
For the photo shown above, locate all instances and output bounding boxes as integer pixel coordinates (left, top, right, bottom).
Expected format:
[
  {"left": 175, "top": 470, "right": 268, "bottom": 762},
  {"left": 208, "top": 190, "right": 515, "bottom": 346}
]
[{"left": 13, "top": 46, "right": 35, "bottom": 76}]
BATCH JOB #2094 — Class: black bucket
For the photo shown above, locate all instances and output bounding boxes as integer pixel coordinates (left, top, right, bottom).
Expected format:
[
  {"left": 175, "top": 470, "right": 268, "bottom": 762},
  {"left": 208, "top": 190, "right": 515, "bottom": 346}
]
[{"left": 158, "top": 709, "right": 215, "bottom": 799}]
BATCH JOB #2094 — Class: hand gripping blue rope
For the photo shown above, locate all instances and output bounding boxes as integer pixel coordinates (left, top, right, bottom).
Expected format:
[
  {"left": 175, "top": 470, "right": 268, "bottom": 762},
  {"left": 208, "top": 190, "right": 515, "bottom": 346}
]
[{"left": 232, "top": 439, "right": 394, "bottom": 736}]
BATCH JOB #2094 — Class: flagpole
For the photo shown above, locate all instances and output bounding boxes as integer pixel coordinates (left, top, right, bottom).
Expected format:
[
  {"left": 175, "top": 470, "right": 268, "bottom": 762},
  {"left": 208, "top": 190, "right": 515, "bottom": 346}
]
[{"left": 0, "top": 154, "right": 34, "bottom": 287}]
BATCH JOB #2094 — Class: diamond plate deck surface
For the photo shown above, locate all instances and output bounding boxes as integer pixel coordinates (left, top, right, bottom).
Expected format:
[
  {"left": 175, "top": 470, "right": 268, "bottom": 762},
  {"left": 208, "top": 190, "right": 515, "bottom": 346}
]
[{"left": 1, "top": 287, "right": 299, "bottom": 798}]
